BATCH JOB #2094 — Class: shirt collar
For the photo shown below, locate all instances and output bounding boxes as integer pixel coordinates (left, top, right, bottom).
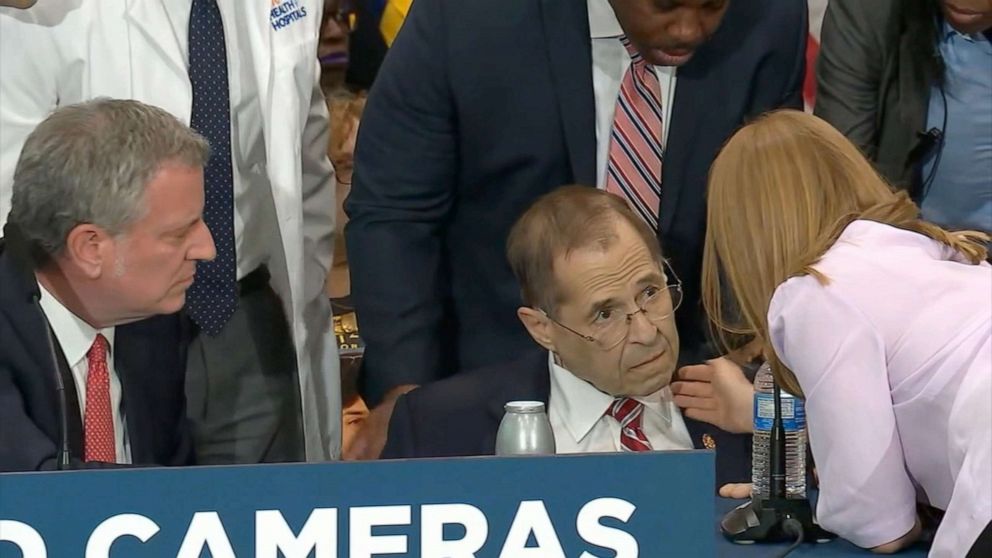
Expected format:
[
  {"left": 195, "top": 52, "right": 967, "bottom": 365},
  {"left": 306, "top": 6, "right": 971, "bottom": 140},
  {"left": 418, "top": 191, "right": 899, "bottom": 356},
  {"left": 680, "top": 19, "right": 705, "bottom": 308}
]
[
  {"left": 587, "top": 0, "right": 623, "bottom": 38},
  {"left": 37, "top": 280, "right": 115, "bottom": 368},
  {"left": 548, "top": 351, "right": 674, "bottom": 443},
  {"left": 940, "top": 19, "right": 987, "bottom": 43}
]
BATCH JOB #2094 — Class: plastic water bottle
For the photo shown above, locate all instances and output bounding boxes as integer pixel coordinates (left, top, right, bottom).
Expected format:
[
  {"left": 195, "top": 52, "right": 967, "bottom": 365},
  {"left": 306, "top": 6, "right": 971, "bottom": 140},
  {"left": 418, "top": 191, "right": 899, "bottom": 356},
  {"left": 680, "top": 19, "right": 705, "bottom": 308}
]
[
  {"left": 495, "top": 401, "right": 556, "bottom": 456},
  {"left": 752, "top": 363, "right": 807, "bottom": 500}
]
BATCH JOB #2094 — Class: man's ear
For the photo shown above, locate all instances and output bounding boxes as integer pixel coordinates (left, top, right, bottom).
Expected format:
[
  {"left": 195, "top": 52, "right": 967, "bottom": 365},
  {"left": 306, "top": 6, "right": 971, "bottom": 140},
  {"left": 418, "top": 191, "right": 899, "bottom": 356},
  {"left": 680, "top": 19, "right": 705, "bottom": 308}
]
[
  {"left": 517, "top": 306, "right": 557, "bottom": 352},
  {"left": 63, "top": 224, "right": 110, "bottom": 279}
]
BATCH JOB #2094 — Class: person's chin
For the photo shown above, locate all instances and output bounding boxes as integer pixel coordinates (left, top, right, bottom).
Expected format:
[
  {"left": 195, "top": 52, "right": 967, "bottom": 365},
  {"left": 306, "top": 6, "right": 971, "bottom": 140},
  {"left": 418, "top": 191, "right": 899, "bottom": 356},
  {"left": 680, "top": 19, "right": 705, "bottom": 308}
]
[
  {"left": 625, "top": 356, "right": 675, "bottom": 395},
  {"left": 947, "top": 17, "right": 992, "bottom": 34},
  {"left": 157, "top": 293, "right": 187, "bottom": 315},
  {"left": 943, "top": 4, "right": 992, "bottom": 33},
  {"left": 625, "top": 374, "right": 672, "bottom": 398}
]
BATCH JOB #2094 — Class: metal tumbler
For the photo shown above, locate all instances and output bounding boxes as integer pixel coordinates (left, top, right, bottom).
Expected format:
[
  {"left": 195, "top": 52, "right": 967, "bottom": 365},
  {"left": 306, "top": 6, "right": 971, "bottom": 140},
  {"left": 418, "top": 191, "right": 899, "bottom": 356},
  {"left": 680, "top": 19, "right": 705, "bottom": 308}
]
[{"left": 494, "top": 400, "right": 556, "bottom": 456}]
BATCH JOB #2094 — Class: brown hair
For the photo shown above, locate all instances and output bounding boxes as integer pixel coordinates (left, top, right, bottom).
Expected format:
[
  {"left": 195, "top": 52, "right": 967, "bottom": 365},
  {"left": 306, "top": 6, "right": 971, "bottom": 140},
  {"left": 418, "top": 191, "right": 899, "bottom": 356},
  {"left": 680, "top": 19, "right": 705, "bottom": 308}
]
[
  {"left": 702, "top": 110, "right": 988, "bottom": 395},
  {"left": 507, "top": 186, "right": 664, "bottom": 315}
]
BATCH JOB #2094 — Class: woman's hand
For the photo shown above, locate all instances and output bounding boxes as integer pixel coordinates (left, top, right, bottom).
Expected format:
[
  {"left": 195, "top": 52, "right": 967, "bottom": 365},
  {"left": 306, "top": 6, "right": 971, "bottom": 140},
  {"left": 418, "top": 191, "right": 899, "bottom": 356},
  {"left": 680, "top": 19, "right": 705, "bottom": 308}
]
[
  {"left": 672, "top": 357, "right": 755, "bottom": 434},
  {"left": 718, "top": 483, "right": 752, "bottom": 499}
]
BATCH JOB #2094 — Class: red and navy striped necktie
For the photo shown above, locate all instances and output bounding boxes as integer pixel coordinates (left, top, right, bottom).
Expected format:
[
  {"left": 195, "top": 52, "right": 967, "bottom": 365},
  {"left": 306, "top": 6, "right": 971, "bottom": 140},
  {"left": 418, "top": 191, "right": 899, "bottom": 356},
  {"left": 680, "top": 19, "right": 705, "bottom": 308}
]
[
  {"left": 605, "top": 35, "right": 663, "bottom": 230},
  {"left": 607, "top": 397, "right": 653, "bottom": 452}
]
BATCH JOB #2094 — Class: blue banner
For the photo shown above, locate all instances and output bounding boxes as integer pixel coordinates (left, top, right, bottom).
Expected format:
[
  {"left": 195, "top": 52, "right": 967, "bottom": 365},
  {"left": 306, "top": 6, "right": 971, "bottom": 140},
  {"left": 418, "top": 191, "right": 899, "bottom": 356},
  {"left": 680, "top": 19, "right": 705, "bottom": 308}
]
[{"left": 0, "top": 451, "right": 714, "bottom": 557}]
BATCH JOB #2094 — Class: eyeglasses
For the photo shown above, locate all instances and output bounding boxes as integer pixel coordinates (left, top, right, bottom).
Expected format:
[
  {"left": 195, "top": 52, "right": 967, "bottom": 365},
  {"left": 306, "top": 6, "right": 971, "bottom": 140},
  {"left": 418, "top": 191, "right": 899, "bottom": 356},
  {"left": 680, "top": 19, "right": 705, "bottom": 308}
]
[{"left": 543, "top": 260, "right": 683, "bottom": 351}]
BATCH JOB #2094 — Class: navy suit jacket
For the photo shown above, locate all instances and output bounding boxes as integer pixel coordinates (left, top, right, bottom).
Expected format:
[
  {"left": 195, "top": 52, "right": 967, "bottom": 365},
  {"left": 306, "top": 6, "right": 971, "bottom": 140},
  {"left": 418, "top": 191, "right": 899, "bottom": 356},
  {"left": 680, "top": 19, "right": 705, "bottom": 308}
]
[
  {"left": 0, "top": 243, "right": 194, "bottom": 471},
  {"left": 347, "top": 0, "right": 807, "bottom": 405},
  {"left": 382, "top": 348, "right": 751, "bottom": 489}
]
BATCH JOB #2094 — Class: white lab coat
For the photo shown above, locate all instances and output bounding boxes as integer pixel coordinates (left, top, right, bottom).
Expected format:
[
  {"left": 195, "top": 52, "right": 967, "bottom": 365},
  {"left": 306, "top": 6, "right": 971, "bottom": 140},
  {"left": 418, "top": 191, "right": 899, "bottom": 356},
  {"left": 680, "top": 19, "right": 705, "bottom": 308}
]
[{"left": 0, "top": 0, "right": 340, "bottom": 460}]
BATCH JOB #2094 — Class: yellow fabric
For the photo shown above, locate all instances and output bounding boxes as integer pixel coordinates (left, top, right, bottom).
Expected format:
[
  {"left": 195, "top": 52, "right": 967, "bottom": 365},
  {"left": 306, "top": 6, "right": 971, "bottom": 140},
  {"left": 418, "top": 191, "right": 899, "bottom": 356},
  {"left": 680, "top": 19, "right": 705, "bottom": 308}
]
[{"left": 379, "top": 0, "right": 412, "bottom": 47}]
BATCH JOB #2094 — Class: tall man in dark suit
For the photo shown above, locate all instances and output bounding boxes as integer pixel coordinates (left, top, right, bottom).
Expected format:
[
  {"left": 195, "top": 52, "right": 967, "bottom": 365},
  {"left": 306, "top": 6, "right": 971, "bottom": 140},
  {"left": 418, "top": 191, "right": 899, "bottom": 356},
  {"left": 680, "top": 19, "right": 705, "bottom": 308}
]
[
  {"left": 346, "top": 0, "right": 807, "bottom": 458},
  {"left": 0, "top": 99, "right": 215, "bottom": 471},
  {"left": 383, "top": 187, "right": 747, "bottom": 487}
]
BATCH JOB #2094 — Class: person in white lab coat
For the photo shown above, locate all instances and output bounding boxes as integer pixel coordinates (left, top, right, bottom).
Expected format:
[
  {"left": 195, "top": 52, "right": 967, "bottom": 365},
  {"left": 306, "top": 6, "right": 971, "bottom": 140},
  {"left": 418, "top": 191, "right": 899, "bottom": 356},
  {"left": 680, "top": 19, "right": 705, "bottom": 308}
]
[{"left": 0, "top": 0, "right": 340, "bottom": 463}]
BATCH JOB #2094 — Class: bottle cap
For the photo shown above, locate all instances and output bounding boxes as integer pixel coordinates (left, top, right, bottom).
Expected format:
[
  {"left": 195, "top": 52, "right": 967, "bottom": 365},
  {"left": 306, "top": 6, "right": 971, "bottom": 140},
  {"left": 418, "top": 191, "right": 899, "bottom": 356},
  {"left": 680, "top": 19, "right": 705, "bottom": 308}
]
[{"left": 504, "top": 400, "right": 545, "bottom": 414}]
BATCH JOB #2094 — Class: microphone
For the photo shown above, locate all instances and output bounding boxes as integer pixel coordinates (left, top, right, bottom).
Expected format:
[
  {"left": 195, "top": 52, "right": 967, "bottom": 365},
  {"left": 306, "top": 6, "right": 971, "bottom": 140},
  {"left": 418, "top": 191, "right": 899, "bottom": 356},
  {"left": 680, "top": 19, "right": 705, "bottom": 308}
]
[
  {"left": 720, "top": 376, "right": 833, "bottom": 552},
  {"left": 1, "top": 222, "right": 71, "bottom": 470},
  {"left": 908, "top": 128, "right": 943, "bottom": 167},
  {"left": 768, "top": 384, "right": 787, "bottom": 500}
]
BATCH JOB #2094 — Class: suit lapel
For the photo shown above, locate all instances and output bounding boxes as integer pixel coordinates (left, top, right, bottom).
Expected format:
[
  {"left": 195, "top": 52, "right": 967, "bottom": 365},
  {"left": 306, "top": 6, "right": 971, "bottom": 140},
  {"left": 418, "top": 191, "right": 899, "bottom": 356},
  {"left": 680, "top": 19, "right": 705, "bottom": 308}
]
[
  {"left": 51, "top": 336, "right": 84, "bottom": 459},
  {"left": 897, "top": 37, "right": 932, "bottom": 137},
  {"left": 658, "top": 59, "right": 707, "bottom": 236},
  {"left": 539, "top": 0, "right": 597, "bottom": 186},
  {"left": 893, "top": 1, "right": 943, "bottom": 195},
  {"left": 0, "top": 252, "right": 85, "bottom": 458},
  {"left": 0, "top": 254, "right": 50, "bottom": 375},
  {"left": 114, "top": 328, "right": 149, "bottom": 464},
  {"left": 0, "top": 300, "right": 55, "bottom": 389},
  {"left": 896, "top": 30, "right": 938, "bottom": 196}
]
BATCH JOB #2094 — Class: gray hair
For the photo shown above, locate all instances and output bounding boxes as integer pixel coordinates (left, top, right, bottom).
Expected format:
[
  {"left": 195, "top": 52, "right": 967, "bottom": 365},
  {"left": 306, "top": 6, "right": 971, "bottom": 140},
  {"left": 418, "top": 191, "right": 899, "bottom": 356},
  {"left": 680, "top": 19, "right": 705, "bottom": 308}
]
[{"left": 9, "top": 98, "right": 210, "bottom": 257}]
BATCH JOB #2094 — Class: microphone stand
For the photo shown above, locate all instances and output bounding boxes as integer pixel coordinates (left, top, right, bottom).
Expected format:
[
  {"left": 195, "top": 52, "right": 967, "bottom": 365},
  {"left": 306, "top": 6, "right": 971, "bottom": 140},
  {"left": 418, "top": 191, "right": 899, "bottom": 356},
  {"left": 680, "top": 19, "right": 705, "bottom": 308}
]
[
  {"left": 37, "top": 302, "right": 72, "bottom": 470},
  {"left": 720, "top": 381, "right": 833, "bottom": 546}
]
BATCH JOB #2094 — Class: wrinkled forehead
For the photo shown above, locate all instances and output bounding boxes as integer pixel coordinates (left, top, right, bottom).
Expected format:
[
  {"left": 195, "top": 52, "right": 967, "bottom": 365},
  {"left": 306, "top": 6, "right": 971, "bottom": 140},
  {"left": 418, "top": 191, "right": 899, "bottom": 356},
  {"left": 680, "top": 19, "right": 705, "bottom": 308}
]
[{"left": 553, "top": 235, "right": 665, "bottom": 307}]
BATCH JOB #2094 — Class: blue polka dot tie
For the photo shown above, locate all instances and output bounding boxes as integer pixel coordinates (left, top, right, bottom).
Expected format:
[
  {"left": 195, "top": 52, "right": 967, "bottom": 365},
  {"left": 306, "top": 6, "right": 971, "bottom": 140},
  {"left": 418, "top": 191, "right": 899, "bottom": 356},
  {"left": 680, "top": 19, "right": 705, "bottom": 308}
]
[{"left": 185, "top": 0, "right": 238, "bottom": 336}]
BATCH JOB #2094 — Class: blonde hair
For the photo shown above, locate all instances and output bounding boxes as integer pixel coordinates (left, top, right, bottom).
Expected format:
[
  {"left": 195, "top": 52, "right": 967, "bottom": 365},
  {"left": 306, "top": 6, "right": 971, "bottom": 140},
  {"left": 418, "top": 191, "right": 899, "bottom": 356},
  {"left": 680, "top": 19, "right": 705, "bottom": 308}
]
[{"left": 702, "top": 110, "right": 988, "bottom": 395}]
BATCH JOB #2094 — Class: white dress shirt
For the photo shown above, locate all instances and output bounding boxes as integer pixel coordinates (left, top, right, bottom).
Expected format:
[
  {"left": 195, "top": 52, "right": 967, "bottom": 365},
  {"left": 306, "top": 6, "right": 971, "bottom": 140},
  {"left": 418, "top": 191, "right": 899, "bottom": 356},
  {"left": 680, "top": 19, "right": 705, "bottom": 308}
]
[
  {"left": 38, "top": 283, "right": 131, "bottom": 464},
  {"left": 164, "top": 5, "right": 278, "bottom": 279},
  {"left": 547, "top": 352, "right": 693, "bottom": 453},
  {"left": 588, "top": 0, "right": 677, "bottom": 188}
]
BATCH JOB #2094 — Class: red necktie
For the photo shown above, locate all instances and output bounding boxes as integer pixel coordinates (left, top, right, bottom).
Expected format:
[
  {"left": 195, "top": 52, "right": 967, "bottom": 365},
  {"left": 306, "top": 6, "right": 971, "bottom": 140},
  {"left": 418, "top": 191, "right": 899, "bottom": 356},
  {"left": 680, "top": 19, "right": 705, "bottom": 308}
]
[
  {"left": 607, "top": 397, "right": 653, "bottom": 452},
  {"left": 605, "top": 35, "right": 663, "bottom": 230},
  {"left": 84, "top": 334, "right": 116, "bottom": 463}
]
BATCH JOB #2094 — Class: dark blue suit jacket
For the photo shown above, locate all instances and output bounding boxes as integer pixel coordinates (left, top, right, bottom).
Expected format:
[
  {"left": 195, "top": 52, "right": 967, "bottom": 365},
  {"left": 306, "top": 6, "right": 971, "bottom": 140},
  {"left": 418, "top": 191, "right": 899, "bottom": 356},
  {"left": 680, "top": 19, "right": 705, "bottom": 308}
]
[
  {"left": 382, "top": 348, "right": 750, "bottom": 488},
  {"left": 347, "top": 0, "right": 807, "bottom": 405},
  {"left": 0, "top": 244, "right": 194, "bottom": 471}
]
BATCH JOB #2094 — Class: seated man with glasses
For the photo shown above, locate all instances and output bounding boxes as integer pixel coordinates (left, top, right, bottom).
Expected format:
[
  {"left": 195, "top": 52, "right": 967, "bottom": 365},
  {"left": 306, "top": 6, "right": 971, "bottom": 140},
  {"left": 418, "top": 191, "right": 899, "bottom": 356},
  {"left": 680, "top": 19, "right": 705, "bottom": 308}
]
[{"left": 381, "top": 186, "right": 748, "bottom": 487}]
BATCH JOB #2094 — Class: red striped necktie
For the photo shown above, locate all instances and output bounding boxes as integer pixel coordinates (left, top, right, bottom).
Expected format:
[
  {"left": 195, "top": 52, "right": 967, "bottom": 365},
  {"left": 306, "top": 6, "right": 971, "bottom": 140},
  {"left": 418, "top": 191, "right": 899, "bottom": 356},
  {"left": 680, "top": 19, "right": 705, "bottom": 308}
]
[
  {"left": 605, "top": 35, "right": 663, "bottom": 230},
  {"left": 607, "top": 397, "right": 653, "bottom": 452}
]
